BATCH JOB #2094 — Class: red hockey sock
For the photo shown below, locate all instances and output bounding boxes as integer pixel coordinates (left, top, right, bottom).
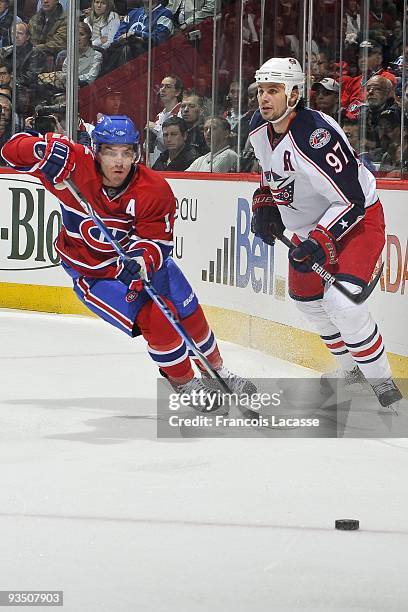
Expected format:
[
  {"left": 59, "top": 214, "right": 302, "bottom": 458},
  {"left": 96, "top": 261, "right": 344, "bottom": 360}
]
[
  {"left": 136, "top": 300, "right": 194, "bottom": 384},
  {"left": 181, "top": 306, "right": 223, "bottom": 371}
]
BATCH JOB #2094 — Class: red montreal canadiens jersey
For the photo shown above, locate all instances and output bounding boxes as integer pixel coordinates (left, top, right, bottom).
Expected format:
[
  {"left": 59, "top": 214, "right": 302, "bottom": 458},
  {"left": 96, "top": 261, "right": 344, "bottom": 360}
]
[
  {"left": 2, "top": 134, "right": 176, "bottom": 277},
  {"left": 249, "top": 107, "right": 378, "bottom": 240}
]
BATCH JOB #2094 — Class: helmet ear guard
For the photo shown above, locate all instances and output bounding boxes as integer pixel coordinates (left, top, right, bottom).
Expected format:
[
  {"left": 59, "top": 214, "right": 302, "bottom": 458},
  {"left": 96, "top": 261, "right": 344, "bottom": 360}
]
[{"left": 133, "top": 143, "right": 142, "bottom": 163}]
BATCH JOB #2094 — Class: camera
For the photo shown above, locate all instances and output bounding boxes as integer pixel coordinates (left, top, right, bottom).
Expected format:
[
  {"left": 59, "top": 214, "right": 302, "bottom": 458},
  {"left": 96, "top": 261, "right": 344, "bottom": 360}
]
[
  {"left": 35, "top": 104, "right": 67, "bottom": 117},
  {"left": 33, "top": 102, "right": 66, "bottom": 134}
]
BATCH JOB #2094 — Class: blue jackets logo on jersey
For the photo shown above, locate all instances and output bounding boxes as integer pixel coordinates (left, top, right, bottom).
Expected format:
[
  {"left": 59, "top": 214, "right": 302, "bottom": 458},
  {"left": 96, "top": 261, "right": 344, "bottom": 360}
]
[
  {"left": 269, "top": 171, "right": 296, "bottom": 208},
  {"left": 80, "top": 218, "right": 131, "bottom": 252},
  {"left": 309, "top": 128, "right": 331, "bottom": 149}
]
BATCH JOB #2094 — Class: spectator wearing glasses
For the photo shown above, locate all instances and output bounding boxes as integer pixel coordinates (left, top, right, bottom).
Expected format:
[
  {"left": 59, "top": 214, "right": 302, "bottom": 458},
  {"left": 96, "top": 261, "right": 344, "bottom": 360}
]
[
  {"left": 146, "top": 74, "right": 183, "bottom": 165},
  {"left": 311, "top": 77, "right": 339, "bottom": 119},
  {"left": 365, "top": 74, "right": 400, "bottom": 159},
  {"left": 366, "top": 74, "right": 397, "bottom": 120},
  {"left": 152, "top": 116, "right": 199, "bottom": 171},
  {"left": 0, "top": 22, "right": 46, "bottom": 90},
  {"left": 341, "top": 40, "right": 396, "bottom": 109}
]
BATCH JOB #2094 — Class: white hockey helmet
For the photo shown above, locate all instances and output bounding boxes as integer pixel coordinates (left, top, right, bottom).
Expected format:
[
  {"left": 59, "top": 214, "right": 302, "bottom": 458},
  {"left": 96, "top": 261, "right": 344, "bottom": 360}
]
[{"left": 255, "top": 57, "right": 305, "bottom": 99}]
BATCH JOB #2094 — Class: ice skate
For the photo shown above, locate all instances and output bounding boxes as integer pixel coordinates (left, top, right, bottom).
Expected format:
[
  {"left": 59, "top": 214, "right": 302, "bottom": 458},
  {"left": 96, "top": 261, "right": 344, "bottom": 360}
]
[
  {"left": 371, "top": 378, "right": 402, "bottom": 415},
  {"left": 202, "top": 366, "right": 257, "bottom": 396},
  {"left": 163, "top": 373, "right": 227, "bottom": 414},
  {"left": 320, "top": 366, "right": 366, "bottom": 395}
]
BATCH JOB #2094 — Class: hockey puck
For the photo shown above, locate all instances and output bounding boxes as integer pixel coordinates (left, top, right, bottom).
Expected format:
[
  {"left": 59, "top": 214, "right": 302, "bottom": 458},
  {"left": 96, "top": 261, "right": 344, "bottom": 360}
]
[{"left": 335, "top": 519, "right": 359, "bottom": 530}]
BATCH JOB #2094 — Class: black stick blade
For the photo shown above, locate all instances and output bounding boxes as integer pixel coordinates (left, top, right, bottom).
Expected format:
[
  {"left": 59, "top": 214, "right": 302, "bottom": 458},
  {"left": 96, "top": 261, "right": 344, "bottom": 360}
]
[{"left": 355, "top": 263, "right": 384, "bottom": 304}]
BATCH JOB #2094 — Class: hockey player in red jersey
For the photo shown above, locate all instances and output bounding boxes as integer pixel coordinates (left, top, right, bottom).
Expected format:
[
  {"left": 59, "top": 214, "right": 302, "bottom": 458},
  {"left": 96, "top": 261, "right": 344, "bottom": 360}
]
[
  {"left": 249, "top": 57, "right": 402, "bottom": 412},
  {"left": 2, "top": 115, "right": 254, "bottom": 404}
]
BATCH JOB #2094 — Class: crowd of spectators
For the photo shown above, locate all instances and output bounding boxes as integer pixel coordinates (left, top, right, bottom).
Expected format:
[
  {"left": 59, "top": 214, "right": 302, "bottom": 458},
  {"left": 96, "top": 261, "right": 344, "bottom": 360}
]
[{"left": 1, "top": 0, "right": 407, "bottom": 176}]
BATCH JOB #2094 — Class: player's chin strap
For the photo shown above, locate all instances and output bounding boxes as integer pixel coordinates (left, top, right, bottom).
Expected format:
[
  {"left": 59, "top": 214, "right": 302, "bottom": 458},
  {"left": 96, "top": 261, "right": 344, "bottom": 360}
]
[
  {"left": 61, "top": 178, "right": 257, "bottom": 406},
  {"left": 269, "top": 87, "right": 301, "bottom": 126},
  {"left": 269, "top": 101, "right": 298, "bottom": 125},
  {"left": 277, "top": 234, "right": 383, "bottom": 305}
]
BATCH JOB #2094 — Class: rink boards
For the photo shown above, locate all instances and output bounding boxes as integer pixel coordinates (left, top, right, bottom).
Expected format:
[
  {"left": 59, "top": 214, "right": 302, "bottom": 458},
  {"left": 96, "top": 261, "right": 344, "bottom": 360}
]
[{"left": 0, "top": 170, "right": 407, "bottom": 375}]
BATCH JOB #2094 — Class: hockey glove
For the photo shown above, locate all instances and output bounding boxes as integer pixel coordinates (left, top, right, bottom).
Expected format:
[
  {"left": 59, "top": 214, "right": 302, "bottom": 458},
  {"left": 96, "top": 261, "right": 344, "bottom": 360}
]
[
  {"left": 36, "top": 133, "right": 76, "bottom": 185},
  {"left": 115, "top": 251, "right": 155, "bottom": 292},
  {"left": 289, "top": 226, "right": 338, "bottom": 273},
  {"left": 251, "top": 187, "right": 285, "bottom": 246}
]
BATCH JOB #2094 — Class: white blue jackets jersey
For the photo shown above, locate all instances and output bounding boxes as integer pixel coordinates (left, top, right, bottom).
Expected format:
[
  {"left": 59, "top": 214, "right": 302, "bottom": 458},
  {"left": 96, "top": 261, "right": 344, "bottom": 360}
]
[{"left": 249, "top": 107, "right": 378, "bottom": 240}]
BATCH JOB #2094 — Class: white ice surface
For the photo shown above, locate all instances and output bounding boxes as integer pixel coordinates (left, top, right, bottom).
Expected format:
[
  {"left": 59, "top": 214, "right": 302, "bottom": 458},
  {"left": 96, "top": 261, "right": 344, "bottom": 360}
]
[{"left": 0, "top": 310, "right": 407, "bottom": 612}]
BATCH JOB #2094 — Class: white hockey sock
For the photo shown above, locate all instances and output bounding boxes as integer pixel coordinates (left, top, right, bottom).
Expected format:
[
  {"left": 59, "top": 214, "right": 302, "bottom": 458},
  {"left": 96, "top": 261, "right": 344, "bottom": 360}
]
[
  {"left": 323, "top": 283, "right": 392, "bottom": 381},
  {"left": 320, "top": 331, "right": 356, "bottom": 372},
  {"left": 296, "top": 299, "right": 355, "bottom": 373}
]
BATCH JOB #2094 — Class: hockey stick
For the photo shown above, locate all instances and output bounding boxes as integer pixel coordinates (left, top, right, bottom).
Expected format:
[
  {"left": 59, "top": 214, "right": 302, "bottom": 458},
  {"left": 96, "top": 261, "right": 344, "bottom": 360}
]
[
  {"left": 61, "top": 178, "right": 247, "bottom": 408},
  {"left": 278, "top": 234, "right": 383, "bottom": 305}
]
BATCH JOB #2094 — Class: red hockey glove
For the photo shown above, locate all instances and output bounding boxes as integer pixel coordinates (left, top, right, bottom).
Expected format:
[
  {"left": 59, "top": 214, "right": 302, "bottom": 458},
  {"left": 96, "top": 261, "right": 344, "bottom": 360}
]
[
  {"left": 36, "top": 133, "right": 76, "bottom": 185},
  {"left": 251, "top": 187, "right": 285, "bottom": 245},
  {"left": 289, "top": 226, "right": 338, "bottom": 273},
  {"left": 251, "top": 186, "right": 275, "bottom": 211},
  {"left": 115, "top": 250, "right": 155, "bottom": 292}
]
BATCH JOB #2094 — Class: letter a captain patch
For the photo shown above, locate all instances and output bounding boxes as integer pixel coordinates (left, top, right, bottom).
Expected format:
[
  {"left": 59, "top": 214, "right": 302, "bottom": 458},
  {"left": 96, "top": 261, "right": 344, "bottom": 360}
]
[{"left": 283, "top": 150, "right": 294, "bottom": 171}]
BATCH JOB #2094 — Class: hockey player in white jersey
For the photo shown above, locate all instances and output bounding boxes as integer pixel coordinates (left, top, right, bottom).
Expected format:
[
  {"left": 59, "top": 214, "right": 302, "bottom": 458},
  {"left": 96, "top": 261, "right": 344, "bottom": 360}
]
[{"left": 249, "top": 57, "right": 402, "bottom": 411}]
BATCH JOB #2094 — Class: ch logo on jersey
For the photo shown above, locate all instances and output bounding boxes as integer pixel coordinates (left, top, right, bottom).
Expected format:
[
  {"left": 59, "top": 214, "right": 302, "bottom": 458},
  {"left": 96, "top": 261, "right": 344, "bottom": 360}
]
[
  {"left": 268, "top": 171, "right": 296, "bottom": 208},
  {"left": 125, "top": 291, "right": 138, "bottom": 303},
  {"left": 309, "top": 128, "right": 331, "bottom": 149},
  {"left": 80, "top": 218, "right": 131, "bottom": 252}
]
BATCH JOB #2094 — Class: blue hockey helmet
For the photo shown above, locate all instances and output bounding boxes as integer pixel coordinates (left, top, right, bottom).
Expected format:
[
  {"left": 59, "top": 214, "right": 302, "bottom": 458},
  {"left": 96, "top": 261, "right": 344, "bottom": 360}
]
[{"left": 92, "top": 115, "right": 140, "bottom": 157}]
